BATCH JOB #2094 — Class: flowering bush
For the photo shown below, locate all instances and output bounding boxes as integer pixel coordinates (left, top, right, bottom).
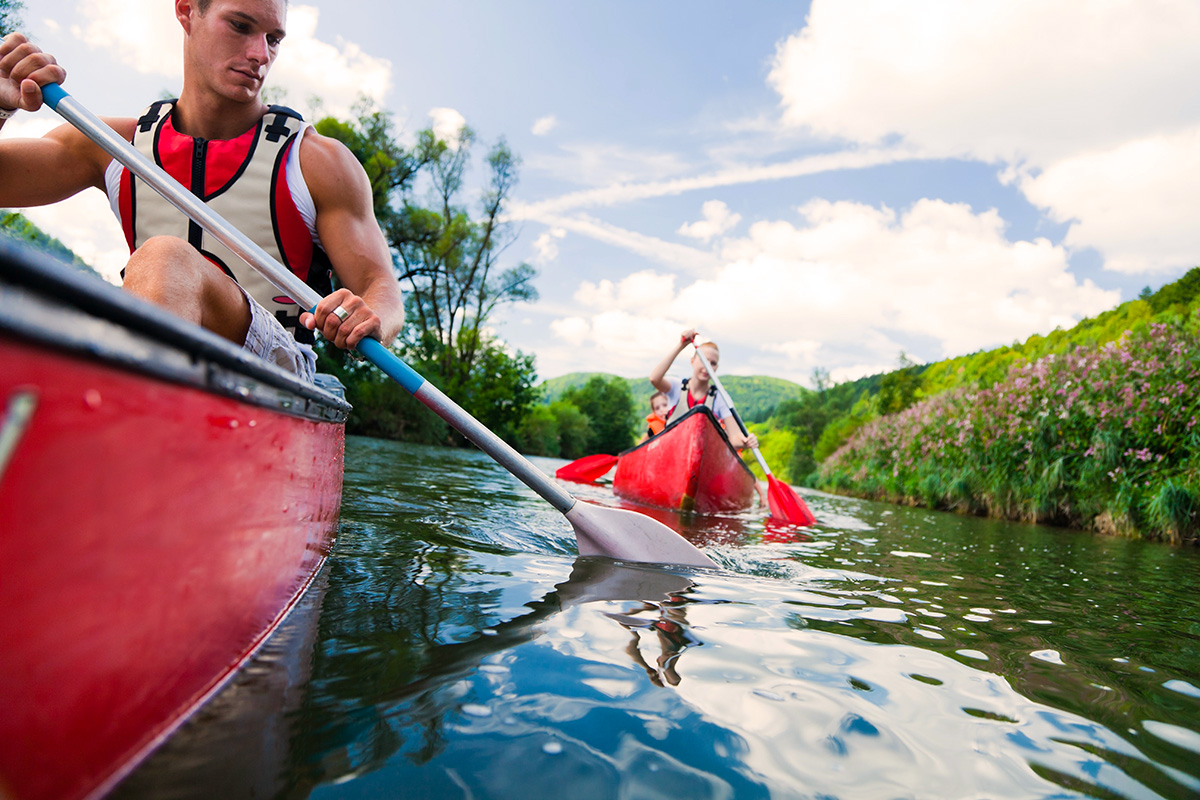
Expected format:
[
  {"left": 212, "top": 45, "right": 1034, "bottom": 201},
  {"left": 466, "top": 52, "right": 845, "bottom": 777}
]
[{"left": 818, "top": 314, "right": 1200, "bottom": 542}]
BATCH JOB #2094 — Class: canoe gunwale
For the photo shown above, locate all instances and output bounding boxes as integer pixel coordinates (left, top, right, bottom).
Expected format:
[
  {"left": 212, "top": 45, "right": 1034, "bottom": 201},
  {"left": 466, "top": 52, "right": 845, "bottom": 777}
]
[
  {"left": 613, "top": 405, "right": 756, "bottom": 513},
  {"left": 619, "top": 404, "right": 754, "bottom": 481},
  {"left": 0, "top": 238, "right": 349, "bottom": 423}
]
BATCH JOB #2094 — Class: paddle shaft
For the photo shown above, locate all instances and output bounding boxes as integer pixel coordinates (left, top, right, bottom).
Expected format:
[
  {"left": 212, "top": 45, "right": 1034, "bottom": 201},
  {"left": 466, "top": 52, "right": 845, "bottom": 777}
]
[
  {"left": 691, "top": 341, "right": 773, "bottom": 477},
  {"left": 43, "top": 84, "right": 577, "bottom": 516}
]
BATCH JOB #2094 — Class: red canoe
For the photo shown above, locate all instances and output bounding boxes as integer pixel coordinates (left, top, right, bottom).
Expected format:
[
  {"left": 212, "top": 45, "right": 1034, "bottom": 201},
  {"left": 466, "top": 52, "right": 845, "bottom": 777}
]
[
  {"left": 0, "top": 240, "right": 347, "bottom": 800},
  {"left": 612, "top": 405, "right": 756, "bottom": 514}
]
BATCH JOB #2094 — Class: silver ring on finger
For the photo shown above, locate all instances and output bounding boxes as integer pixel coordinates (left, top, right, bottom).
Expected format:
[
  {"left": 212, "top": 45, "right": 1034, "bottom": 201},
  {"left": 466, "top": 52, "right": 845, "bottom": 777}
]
[{"left": 332, "top": 305, "right": 350, "bottom": 322}]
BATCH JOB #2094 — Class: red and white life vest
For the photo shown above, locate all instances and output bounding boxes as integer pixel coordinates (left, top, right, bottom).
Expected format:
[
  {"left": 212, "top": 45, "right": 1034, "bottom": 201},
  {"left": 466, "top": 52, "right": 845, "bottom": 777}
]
[
  {"left": 667, "top": 377, "right": 717, "bottom": 421},
  {"left": 115, "top": 100, "right": 332, "bottom": 343}
]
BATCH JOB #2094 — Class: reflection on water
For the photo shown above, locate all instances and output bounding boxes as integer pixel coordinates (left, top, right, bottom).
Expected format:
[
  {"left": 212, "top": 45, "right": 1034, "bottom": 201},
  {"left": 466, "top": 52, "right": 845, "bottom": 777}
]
[{"left": 120, "top": 436, "right": 1200, "bottom": 799}]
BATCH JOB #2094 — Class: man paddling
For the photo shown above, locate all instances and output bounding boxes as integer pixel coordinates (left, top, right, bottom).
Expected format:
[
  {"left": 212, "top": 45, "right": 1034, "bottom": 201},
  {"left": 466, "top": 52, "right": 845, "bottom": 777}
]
[
  {"left": 0, "top": 0, "right": 404, "bottom": 381},
  {"left": 649, "top": 327, "right": 759, "bottom": 451}
]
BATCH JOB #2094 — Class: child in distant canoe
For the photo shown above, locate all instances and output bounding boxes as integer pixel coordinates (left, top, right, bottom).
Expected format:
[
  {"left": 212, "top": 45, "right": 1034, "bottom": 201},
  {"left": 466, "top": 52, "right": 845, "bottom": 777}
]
[
  {"left": 638, "top": 391, "right": 671, "bottom": 443},
  {"left": 648, "top": 328, "right": 758, "bottom": 451}
]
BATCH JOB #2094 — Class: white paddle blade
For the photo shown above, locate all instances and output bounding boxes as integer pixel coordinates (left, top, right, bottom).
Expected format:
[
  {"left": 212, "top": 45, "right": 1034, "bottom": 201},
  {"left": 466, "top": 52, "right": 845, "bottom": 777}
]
[{"left": 566, "top": 501, "right": 717, "bottom": 568}]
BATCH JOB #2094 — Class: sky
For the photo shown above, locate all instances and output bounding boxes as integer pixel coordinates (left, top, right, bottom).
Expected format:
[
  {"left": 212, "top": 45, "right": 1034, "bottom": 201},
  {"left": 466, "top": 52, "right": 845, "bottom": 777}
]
[{"left": 6, "top": 0, "right": 1200, "bottom": 386}]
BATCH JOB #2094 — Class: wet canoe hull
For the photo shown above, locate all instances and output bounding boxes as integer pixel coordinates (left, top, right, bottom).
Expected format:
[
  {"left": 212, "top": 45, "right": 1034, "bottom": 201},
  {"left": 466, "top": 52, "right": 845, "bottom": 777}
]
[
  {"left": 0, "top": 240, "right": 348, "bottom": 800},
  {"left": 612, "top": 406, "right": 755, "bottom": 514}
]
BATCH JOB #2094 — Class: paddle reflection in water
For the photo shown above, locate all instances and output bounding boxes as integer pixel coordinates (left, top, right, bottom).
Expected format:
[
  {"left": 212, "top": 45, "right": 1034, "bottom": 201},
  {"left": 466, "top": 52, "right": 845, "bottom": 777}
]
[{"left": 114, "top": 437, "right": 1200, "bottom": 799}]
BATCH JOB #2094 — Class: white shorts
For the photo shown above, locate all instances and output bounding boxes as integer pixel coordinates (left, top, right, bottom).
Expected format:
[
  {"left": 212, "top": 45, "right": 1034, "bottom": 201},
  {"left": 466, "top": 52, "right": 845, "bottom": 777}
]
[{"left": 241, "top": 287, "right": 316, "bottom": 382}]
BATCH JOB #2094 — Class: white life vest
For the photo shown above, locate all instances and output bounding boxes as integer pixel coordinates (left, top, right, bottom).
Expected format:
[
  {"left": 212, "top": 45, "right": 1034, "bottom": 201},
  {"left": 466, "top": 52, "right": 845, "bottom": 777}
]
[{"left": 115, "top": 100, "right": 332, "bottom": 343}]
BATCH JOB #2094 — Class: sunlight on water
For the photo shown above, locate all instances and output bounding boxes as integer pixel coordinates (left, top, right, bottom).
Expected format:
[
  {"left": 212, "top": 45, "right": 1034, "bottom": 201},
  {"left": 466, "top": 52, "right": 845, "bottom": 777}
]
[{"left": 117, "top": 437, "right": 1200, "bottom": 800}]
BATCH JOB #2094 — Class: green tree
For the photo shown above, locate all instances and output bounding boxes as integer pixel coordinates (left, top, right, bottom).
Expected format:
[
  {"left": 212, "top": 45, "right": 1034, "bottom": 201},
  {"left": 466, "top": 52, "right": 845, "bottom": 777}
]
[
  {"left": 314, "top": 106, "right": 541, "bottom": 446},
  {"left": 390, "top": 125, "right": 538, "bottom": 403},
  {"left": 562, "top": 375, "right": 637, "bottom": 455},
  {"left": 876, "top": 351, "right": 923, "bottom": 415},
  {"left": 0, "top": 0, "right": 23, "bottom": 35},
  {"left": 516, "top": 405, "right": 560, "bottom": 457},
  {"left": 552, "top": 401, "right": 592, "bottom": 459},
  {"left": 456, "top": 334, "right": 539, "bottom": 445}
]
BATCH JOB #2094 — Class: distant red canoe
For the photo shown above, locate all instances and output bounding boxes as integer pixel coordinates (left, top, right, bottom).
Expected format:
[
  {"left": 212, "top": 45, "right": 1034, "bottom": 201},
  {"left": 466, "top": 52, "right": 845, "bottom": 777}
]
[
  {"left": 613, "top": 405, "right": 756, "bottom": 514},
  {"left": 0, "top": 240, "right": 348, "bottom": 800}
]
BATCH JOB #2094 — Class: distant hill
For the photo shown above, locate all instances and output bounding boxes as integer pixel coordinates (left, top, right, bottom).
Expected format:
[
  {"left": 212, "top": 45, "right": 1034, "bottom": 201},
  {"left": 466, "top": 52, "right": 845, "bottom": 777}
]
[{"left": 537, "top": 371, "right": 808, "bottom": 422}]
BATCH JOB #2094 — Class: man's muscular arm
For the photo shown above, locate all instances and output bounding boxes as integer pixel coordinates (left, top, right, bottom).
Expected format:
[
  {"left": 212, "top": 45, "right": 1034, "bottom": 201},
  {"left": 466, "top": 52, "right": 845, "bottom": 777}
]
[
  {"left": 298, "top": 130, "right": 404, "bottom": 351},
  {"left": 0, "top": 33, "right": 127, "bottom": 208}
]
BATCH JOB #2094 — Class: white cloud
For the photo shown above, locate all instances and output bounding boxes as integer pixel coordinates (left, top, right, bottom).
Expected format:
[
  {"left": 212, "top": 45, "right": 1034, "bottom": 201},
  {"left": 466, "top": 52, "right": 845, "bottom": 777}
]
[
  {"left": 768, "top": 0, "right": 1200, "bottom": 274},
  {"left": 73, "top": 0, "right": 390, "bottom": 118},
  {"left": 532, "top": 227, "right": 566, "bottom": 265},
  {"left": 531, "top": 114, "right": 557, "bottom": 136},
  {"left": 512, "top": 145, "right": 920, "bottom": 218},
  {"left": 532, "top": 213, "right": 720, "bottom": 275},
  {"left": 574, "top": 271, "right": 677, "bottom": 317},
  {"left": 770, "top": 0, "right": 1200, "bottom": 165},
  {"left": 75, "top": 0, "right": 182, "bottom": 77},
  {"left": 268, "top": 7, "right": 392, "bottom": 118},
  {"left": 1016, "top": 127, "right": 1200, "bottom": 274},
  {"left": 548, "top": 198, "right": 1118, "bottom": 382},
  {"left": 678, "top": 200, "right": 742, "bottom": 242},
  {"left": 525, "top": 141, "right": 695, "bottom": 188},
  {"left": 428, "top": 106, "right": 467, "bottom": 148}
]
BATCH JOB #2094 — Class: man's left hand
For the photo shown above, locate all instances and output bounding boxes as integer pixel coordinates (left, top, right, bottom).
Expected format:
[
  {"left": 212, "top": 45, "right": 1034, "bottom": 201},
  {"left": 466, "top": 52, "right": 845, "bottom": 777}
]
[{"left": 302, "top": 288, "right": 383, "bottom": 350}]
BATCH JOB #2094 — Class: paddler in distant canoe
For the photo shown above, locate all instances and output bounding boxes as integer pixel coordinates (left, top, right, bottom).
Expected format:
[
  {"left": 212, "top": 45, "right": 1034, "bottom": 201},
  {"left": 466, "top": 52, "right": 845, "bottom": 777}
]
[
  {"left": 637, "top": 391, "right": 671, "bottom": 443},
  {"left": 649, "top": 327, "right": 759, "bottom": 451},
  {"left": 0, "top": 0, "right": 404, "bottom": 382},
  {"left": 651, "top": 327, "right": 773, "bottom": 507}
]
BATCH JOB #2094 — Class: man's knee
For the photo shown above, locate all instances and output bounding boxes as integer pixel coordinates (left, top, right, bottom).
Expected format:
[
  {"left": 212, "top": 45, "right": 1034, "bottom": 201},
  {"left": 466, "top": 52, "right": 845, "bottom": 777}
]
[{"left": 124, "top": 236, "right": 206, "bottom": 285}]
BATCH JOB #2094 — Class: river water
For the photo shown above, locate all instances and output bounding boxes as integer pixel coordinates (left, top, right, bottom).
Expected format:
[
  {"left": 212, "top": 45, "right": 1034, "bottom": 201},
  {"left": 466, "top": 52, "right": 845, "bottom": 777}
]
[{"left": 118, "top": 435, "right": 1200, "bottom": 799}]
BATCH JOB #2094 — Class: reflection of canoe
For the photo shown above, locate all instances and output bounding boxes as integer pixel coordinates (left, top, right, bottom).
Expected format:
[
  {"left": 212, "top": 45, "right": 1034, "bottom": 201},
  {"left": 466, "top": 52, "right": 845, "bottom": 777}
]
[
  {"left": 0, "top": 241, "right": 347, "bottom": 800},
  {"left": 613, "top": 405, "right": 755, "bottom": 514}
]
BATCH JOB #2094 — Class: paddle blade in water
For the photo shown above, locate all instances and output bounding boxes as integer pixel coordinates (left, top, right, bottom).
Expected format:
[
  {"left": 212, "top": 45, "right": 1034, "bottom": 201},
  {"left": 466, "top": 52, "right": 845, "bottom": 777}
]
[
  {"left": 565, "top": 501, "right": 717, "bottom": 568},
  {"left": 556, "top": 454, "right": 619, "bottom": 484},
  {"left": 766, "top": 476, "right": 816, "bottom": 526}
]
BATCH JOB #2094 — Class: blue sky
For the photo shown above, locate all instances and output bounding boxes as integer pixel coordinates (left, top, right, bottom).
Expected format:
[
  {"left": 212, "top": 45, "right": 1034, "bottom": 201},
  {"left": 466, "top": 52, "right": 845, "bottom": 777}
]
[{"left": 8, "top": 0, "right": 1200, "bottom": 385}]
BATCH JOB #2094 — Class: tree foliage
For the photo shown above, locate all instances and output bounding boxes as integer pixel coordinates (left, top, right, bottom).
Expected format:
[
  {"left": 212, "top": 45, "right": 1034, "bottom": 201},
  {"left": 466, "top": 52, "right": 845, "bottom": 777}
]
[
  {"left": 0, "top": 0, "right": 23, "bottom": 36},
  {"left": 314, "top": 105, "right": 540, "bottom": 447},
  {"left": 390, "top": 125, "right": 537, "bottom": 402},
  {"left": 561, "top": 375, "right": 637, "bottom": 455},
  {"left": 516, "top": 401, "right": 593, "bottom": 459}
]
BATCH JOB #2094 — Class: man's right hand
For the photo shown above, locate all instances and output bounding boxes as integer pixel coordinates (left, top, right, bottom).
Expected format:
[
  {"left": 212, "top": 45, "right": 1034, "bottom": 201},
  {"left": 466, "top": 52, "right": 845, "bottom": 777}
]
[{"left": 0, "top": 33, "right": 66, "bottom": 113}]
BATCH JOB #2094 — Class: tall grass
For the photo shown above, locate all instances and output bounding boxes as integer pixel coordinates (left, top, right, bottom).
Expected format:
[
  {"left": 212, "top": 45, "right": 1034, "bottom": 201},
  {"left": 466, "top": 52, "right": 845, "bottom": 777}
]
[{"left": 817, "top": 313, "right": 1200, "bottom": 542}]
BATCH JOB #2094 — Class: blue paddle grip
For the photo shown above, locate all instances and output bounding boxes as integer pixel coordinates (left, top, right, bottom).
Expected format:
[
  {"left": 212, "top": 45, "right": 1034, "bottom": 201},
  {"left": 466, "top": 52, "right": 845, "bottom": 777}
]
[
  {"left": 41, "top": 82, "right": 66, "bottom": 109},
  {"left": 355, "top": 336, "right": 425, "bottom": 395}
]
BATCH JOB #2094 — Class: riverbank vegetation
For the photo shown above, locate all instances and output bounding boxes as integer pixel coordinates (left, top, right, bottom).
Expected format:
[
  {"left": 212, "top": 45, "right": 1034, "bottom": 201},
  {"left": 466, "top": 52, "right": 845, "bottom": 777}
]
[{"left": 799, "top": 271, "right": 1200, "bottom": 543}]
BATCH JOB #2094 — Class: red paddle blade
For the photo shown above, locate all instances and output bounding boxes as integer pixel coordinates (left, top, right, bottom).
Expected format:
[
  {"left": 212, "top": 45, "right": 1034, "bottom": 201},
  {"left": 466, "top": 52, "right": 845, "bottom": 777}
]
[
  {"left": 766, "top": 476, "right": 816, "bottom": 526},
  {"left": 555, "top": 453, "right": 619, "bottom": 484}
]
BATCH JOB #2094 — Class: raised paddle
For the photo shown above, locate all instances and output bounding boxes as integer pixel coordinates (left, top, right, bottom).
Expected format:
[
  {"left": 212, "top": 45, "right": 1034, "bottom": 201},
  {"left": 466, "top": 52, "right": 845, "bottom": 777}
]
[
  {"left": 690, "top": 339, "right": 817, "bottom": 526},
  {"left": 42, "top": 83, "right": 717, "bottom": 569},
  {"left": 555, "top": 453, "right": 618, "bottom": 484}
]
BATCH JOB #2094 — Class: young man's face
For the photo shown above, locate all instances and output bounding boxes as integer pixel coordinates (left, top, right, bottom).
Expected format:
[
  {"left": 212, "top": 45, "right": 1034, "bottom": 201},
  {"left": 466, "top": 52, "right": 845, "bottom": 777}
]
[
  {"left": 651, "top": 394, "right": 670, "bottom": 417},
  {"left": 690, "top": 345, "right": 719, "bottom": 385},
  {"left": 180, "top": 0, "right": 287, "bottom": 103}
]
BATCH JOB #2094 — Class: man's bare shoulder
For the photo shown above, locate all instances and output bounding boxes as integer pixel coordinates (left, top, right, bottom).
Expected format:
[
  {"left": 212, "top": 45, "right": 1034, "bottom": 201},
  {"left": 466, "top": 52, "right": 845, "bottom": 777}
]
[
  {"left": 297, "top": 128, "right": 364, "bottom": 178},
  {"left": 296, "top": 127, "right": 370, "bottom": 205}
]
